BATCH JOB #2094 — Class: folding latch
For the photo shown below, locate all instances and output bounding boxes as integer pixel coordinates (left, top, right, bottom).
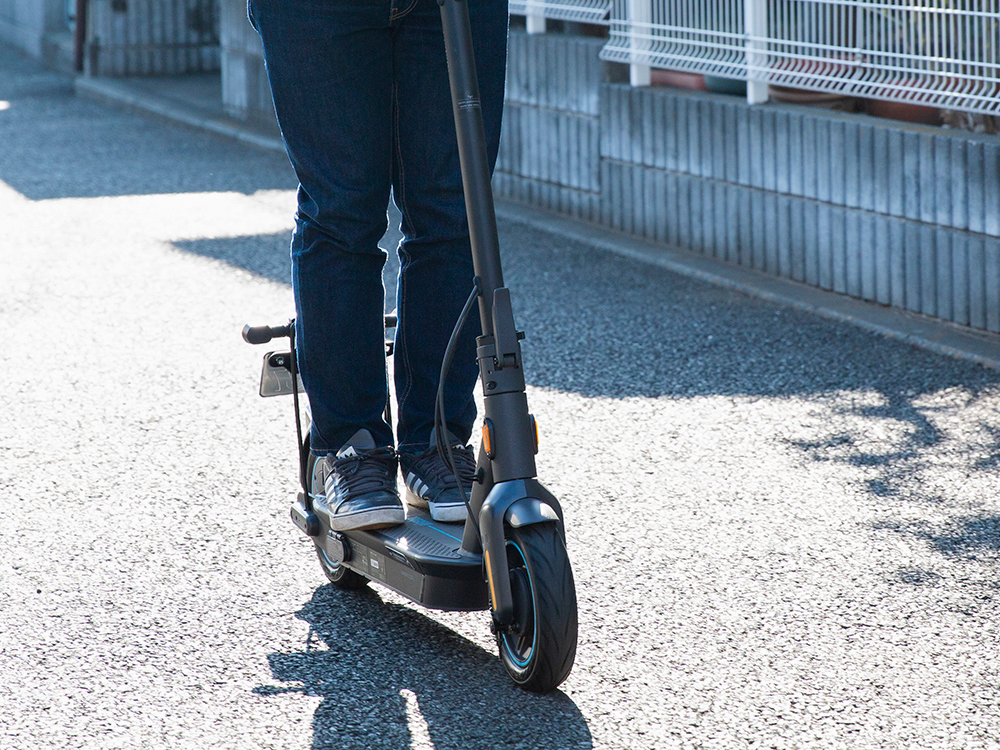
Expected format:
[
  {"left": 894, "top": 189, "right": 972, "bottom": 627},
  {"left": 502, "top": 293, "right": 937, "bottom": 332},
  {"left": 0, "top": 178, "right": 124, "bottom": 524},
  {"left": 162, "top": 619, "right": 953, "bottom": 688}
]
[{"left": 491, "top": 287, "right": 521, "bottom": 369}]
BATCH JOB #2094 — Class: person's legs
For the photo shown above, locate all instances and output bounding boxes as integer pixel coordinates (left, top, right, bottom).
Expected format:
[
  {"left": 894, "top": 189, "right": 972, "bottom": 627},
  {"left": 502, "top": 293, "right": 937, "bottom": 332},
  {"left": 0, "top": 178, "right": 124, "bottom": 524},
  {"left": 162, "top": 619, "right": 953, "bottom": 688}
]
[
  {"left": 389, "top": 0, "right": 508, "bottom": 453},
  {"left": 250, "top": 0, "right": 395, "bottom": 454},
  {"left": 250, "top": 0, "right": 404, "bottom": 529}
]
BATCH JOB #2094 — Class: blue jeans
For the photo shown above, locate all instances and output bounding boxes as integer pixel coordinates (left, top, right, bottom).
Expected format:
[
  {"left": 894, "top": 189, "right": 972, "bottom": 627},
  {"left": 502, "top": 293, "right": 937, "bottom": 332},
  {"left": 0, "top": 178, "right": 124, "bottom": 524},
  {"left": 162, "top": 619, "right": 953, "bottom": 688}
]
[{"left": 248, "top": 0, "right": 507, "bottom": 455}]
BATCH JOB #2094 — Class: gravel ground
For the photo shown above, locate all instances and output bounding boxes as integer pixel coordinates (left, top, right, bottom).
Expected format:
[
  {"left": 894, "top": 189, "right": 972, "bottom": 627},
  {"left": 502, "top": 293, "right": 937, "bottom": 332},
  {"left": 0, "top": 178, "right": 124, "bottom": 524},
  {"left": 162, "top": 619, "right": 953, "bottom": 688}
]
[{"left": 2, "top": 44, "right": 999, "bottom": 750}]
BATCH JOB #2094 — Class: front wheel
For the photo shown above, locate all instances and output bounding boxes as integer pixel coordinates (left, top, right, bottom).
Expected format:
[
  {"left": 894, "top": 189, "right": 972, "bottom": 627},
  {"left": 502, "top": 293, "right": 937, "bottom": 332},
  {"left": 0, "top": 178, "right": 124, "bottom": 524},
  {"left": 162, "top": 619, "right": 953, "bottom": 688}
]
[{"left": 497, "top": 523, "right": 578, "bottom": 692}]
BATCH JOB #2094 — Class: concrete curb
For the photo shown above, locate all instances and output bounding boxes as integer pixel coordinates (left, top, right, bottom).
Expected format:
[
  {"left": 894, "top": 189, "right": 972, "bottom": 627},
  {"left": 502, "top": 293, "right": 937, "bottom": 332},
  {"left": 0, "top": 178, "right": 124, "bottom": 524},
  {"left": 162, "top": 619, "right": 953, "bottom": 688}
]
[
  {"left": 75, "top": 74, "right": 1000, "bottom": 371},
  {"left": 496, "top": 200, "right": 1000, "bottom": 371},
  {"left": 74, "top": 76, "right": 286, "bottom": 155}
]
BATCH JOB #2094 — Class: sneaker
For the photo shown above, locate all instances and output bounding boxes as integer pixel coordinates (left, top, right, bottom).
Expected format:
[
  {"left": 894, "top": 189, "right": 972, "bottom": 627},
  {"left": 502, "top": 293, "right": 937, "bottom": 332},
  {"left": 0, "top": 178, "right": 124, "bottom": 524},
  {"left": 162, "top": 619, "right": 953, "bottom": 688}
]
[
  {"left": 321, "top": 428, "right": 405, "bottom": 531},
  {"left": 399, "top": 431, "right": 477, "bottom": 523}
]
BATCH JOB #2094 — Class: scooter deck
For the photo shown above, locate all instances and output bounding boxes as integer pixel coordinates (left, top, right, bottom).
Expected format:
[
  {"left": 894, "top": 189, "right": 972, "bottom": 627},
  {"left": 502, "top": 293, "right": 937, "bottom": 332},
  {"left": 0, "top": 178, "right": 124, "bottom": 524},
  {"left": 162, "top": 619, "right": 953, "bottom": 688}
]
[{"left": 316, "top": 505, "right": 490, "bottom": 612}]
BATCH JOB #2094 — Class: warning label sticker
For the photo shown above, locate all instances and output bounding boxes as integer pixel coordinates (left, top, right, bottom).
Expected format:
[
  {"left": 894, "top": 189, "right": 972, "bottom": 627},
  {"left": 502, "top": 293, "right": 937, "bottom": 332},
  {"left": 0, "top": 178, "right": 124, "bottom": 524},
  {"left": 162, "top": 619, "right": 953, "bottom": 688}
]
[{"left": 367, "top": 550, "right": 387, "bottom": 582}]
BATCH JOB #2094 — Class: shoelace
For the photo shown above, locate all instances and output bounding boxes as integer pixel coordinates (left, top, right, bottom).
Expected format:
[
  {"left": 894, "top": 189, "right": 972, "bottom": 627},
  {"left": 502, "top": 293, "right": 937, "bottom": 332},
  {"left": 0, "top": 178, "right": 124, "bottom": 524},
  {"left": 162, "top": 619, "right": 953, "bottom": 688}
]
[
  {"left": 329, "top": 447, "right": 398, "bottom": 499},
  {"left": 409, "top": 444, "right": 477, "bottom": 491}
]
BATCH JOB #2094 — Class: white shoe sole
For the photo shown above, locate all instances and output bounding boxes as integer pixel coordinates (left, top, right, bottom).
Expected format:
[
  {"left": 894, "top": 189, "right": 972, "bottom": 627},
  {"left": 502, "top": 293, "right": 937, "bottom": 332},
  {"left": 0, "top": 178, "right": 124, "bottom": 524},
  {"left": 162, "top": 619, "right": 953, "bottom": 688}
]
[
  {"left": 405, "top": 488, "right": 467, "bottom": 523},
  {"left": 328, "top": 505, "right": 406, "bottom": 531}
]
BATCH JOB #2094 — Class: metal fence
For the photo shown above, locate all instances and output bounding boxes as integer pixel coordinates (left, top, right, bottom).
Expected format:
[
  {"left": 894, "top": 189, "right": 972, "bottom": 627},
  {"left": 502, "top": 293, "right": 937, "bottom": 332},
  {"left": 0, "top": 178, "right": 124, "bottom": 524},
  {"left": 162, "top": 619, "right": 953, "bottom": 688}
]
[
  {"left": 86, "top": 0, "right": 220, "bottom": 76},
  {"left": 508, "top": 0, "right": 611, "bottom": 24},
  {"left": 601, "top": 0, "right": 1000, "bottom": 114}
]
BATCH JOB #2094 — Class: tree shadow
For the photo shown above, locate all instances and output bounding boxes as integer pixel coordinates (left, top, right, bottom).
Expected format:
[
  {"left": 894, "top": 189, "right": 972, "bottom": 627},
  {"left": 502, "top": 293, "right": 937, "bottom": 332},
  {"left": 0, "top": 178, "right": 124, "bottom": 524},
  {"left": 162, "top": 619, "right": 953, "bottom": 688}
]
[
  {"left": 780, "top": 374, "right": 1000, "bottom": 580},
  {"left": 974, "top": 424, "right": 1000, "bottom": 470},
  {"left": 254, "top": 584, "right": 592, "bottom": 750},
  {"left": 925, "top": 515, "right": 1000, "bottom": 557},
  {"left": 172, "top": 228, "right": 401, "bottom": 314},
  {"left": 784, "top": 386, "right": 955, "bottom": 502},
  {"left": 498, "top": 224, "right": 1000, "bottom": 403},
  {"left": 874, "top": 515, "right": 1000, "bottom": 561},
  {"left": 781, "top": 370, "right": 1000, "bottom": 570}
]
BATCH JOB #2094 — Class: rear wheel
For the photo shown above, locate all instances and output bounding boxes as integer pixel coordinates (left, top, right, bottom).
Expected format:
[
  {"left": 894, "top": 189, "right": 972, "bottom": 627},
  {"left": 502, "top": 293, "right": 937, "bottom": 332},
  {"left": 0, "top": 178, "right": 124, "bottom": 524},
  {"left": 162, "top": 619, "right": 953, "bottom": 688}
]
[
  {"left": 315, "top": 544, "right": 368, "bottom": 590},
  {"left": 497, "top": 523, "right": 577, "bottom": 692},
  {"left": 306, "top": 450, "right": 368, "bottom": 591}
]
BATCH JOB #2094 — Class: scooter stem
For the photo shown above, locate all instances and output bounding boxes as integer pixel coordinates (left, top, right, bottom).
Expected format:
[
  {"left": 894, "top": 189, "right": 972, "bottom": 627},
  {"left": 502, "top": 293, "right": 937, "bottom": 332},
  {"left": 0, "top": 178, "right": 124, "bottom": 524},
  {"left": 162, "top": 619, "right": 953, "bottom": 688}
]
[
  {"left": 439, "top": 0, "right": 542, "bottom": 577},
  {"left": 439, "top": 0, "right": 503, "bottom": 333}
]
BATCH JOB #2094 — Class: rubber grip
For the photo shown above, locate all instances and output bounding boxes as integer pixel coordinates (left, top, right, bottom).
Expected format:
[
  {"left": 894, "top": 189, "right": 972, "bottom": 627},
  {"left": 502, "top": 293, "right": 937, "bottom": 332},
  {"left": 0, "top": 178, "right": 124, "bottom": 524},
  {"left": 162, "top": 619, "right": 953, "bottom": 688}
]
[{"left": 242, "top": 324, "right": 274, "bottom": 345}]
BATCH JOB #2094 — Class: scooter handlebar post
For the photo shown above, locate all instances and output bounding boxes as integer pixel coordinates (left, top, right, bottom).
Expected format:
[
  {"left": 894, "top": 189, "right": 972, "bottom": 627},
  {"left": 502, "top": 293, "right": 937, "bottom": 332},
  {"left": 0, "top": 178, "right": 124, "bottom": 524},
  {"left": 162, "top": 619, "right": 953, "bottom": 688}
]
[{"left": 439, "top": 0, "right": 503, "bottom": 335}]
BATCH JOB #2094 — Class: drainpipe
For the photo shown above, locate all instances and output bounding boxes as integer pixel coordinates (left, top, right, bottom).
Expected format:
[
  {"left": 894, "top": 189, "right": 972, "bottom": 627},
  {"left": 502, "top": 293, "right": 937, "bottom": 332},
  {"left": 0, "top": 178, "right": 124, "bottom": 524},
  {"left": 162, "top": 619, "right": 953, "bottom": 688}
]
[{"left": 74, "top": 0, "right": 87, "bottom": 72}]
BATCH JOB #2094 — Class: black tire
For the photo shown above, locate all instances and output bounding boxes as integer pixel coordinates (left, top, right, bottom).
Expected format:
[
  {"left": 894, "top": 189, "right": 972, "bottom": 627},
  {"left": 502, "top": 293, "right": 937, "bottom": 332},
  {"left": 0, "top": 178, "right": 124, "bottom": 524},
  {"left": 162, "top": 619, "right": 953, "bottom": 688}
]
[
  {"left": 315, "top": 544, "right": 369, "bottom": 590},
  {"left": 306, "top": 450, "right": 368, "bottom": 591},
  {"left": 496, "top": 523, "right": 578, "bottom": 692}
]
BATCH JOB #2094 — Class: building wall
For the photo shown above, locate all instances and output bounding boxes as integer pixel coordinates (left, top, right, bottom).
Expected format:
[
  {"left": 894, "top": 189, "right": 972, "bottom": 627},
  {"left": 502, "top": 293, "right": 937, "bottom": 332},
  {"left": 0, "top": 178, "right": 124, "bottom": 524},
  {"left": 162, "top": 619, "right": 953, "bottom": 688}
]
[
  {"left": 494, "top": 31, "right": 1000, "bottom": 334},
  {"left": 0, "top": 0, "right": 66, "bottom": 59}
]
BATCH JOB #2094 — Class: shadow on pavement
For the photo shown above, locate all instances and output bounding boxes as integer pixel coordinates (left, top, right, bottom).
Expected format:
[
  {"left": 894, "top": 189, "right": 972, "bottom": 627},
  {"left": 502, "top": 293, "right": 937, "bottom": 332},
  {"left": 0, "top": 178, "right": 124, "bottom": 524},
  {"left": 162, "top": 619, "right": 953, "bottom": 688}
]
[
  {"left": 499, "top": 229, "right": 1000, "bottom": 401},
  {"left": 173, "top": 229, "right": 401, "bottom": 313},
  {"left": 255, "top": 585, "right": 592, "bottom": 750},
  {"left": 172, "top": 225, "right": 1000, "bottom": 401},
  {"left": 500, "top": 228, "right": 1000, "bottom": 551},
  {"left": 175, "top": 232, "right": 293, "bottom": 286},
  {"left": 874, "top": 514, "right": 1000, "bottom": 562},
  {"left": 925, "top": 515, "right": 1000, "bottom": 556},
  {"left": 174, "top": 225, "right": 1000, "bottom": 520},
  {"left": 173, "top": 200, "right": 402, "bottom": 313}
]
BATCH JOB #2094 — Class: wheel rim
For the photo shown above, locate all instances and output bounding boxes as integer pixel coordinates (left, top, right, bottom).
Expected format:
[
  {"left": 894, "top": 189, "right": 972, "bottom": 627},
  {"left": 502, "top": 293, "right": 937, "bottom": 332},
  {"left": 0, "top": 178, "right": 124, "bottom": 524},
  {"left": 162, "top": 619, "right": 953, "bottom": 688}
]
[
  {"left": 316, "top": 545, "right": 340, "bottom": 570},
  {"left": 500, "top": 539, "right": 537, "bottom": 669},
  {"left": 317, "top": 546, "right": 342, "bottom": 575}
]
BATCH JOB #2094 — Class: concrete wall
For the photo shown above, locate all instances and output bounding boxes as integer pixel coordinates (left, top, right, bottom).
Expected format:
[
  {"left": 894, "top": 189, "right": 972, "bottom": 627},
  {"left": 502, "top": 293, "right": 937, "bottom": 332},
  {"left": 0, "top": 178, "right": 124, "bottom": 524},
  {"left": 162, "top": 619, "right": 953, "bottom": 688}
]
[
  {"left": 494, "top": 31, "right": 1000, "bottom": 335},
  {"left": 0, "top": 0, "right": 67, "bottom": 59},
  {"left": 219, "top": 0, "right": 271, "bottom": 124},
  {"left": 495, "top": 33, "right": 612, "bottom": 223}
]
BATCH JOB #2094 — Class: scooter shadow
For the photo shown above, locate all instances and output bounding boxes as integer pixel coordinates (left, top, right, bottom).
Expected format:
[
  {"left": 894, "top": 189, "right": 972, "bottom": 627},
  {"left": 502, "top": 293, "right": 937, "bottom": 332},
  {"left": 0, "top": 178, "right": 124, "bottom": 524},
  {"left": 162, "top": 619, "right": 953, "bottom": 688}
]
[{"left": 255, "top": 583, "right": 592, "bottom": 750}]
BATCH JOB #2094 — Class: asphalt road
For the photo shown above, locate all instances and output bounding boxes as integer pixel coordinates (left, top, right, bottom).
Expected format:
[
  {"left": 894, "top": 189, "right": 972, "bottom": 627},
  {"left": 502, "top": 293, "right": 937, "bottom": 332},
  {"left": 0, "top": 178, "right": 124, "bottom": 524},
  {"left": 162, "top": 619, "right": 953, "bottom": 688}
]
[{"left": 2, "top": 44, "right": 1000, "bottom": 750}]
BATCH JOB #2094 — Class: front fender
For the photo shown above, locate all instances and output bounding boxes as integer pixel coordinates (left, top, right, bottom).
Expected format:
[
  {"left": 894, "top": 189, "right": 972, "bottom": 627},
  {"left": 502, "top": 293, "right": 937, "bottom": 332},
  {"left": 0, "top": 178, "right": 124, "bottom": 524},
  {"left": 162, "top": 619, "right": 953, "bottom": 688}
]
[
  {"left": 504, "top": 496, "right": 559, "bottom": 528},
  {"left": 479, "top": 479, "right": 564, "bottom": 626}
]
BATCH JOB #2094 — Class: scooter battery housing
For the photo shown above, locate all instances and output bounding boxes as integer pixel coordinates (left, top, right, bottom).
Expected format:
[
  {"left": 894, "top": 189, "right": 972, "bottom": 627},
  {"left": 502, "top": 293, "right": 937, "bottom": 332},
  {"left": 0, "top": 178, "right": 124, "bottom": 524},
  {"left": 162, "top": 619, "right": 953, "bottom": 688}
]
[{"left": 311, "top": 505, "right": 489, "bottom": 611}]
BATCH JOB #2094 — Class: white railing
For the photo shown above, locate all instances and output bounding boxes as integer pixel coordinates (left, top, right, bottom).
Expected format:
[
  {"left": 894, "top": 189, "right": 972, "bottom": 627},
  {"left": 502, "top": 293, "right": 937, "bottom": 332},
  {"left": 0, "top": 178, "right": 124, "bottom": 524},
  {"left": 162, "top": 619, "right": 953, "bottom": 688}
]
[
  {"left": 600, "top": 0, "right": 1000, "bottom": 114},
  {"left": 509, "top": 0, "right": 611, "bottom": 25},
  {"left": 603, "top": 0, "right": 747, "bottom": 77}
]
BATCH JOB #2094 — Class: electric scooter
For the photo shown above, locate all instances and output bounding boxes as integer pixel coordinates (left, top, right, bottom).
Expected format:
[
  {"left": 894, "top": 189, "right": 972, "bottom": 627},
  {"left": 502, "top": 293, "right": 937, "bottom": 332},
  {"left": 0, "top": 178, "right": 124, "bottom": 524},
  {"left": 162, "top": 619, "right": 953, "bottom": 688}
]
[{"left": 242, "top": 0, "right": 578, "bottom": 693}]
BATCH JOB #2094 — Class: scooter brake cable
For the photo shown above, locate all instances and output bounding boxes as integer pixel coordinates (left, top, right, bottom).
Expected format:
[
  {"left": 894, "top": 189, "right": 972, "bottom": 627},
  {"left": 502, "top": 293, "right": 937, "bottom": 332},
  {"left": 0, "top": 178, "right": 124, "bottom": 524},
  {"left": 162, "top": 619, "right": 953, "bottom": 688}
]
[{"left": 435, "top": 279, "right": 482, "bottom": 547}]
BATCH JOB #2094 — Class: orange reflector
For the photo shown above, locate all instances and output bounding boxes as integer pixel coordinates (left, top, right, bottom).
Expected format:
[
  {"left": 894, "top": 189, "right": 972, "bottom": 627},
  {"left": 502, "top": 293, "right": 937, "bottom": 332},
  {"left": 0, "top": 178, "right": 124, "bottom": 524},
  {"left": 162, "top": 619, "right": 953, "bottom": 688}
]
[
  {"left": 530, "top": 414, "right": 539, "bottom": 454},
  {"left": 482, "top": 419, "right": 495, "bottom": 459},
  {"left": 484, "top": 548, "right": 497, "bottom": 607}
]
